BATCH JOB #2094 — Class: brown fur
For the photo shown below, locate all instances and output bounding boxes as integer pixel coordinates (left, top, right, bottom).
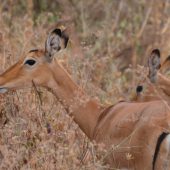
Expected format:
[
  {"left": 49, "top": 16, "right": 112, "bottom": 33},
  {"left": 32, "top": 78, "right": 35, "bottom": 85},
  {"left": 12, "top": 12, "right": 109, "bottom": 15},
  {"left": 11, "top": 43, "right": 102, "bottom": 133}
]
[{"left": 0, "top": 31, "right": 170, "bottom": 169}]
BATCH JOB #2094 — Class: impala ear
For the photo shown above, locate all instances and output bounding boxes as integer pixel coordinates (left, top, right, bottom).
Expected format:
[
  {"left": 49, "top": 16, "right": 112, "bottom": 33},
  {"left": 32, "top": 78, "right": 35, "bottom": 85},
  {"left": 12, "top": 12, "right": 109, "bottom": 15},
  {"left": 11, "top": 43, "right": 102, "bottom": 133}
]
[
  {"left": 45, "top": 28, "right": 69, "bottom": 61},
  {"left": 148, "top": 49, "right": 161, "bottom": 83}
]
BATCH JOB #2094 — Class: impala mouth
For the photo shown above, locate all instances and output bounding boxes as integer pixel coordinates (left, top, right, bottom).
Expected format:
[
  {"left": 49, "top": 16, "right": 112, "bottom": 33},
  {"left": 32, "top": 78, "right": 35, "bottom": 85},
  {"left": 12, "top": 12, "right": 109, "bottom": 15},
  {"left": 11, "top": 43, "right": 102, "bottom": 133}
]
[{"left": 0, "top": 88, "right": 8, "bottom": 94}]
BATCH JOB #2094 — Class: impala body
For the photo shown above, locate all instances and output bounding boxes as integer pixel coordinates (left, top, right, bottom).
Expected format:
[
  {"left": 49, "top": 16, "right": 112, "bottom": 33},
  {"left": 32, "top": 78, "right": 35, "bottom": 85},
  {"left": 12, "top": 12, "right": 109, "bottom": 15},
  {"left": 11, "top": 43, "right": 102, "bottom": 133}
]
[{"left": 0, "top": 29, "right": 170, "bottom": 169}]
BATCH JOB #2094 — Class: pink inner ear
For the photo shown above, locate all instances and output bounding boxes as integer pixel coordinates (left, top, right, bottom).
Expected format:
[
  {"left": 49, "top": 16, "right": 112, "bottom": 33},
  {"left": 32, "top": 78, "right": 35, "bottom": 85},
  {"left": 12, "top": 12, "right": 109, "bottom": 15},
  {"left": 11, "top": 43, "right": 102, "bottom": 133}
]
[
  {"left": 50, "top": 35, "right": 60, "bottom": 50},
  {"left": 151, "top": 55, "right": 160, "bottom": 68},
  {"left": 45, "top": 29, "right": 68, "bottom": 60},
  {"left": 45, "top": 33, "right": 60, "bottom": 57}
]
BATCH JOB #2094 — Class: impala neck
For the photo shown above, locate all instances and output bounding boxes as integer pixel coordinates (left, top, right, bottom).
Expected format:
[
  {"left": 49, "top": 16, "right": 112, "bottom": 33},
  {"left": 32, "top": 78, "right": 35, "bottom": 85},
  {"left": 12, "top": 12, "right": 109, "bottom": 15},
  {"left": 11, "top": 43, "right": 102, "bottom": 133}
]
[
  {"left": 46, "top": 59, "right": 103, "bottom": 139},
  {"left": 156, "top": 73, "right": 170, "bottom": 96}
]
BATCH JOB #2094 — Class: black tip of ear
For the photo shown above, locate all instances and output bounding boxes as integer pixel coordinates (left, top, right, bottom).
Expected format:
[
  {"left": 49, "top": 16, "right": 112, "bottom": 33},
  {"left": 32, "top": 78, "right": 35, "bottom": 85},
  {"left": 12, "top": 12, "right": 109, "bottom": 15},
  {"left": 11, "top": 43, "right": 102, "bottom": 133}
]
[
  {"left": 136, "top": 85, "right": 143, "bottom": 93},
  {"left": 51, "top": 28, "right": 69, "bottom": 48},
  {"left": 52, "top": 28, "right": 62, "bottom": 37},
  {"left": 151, "top": 49, "right": 160, "bottom": 58}
]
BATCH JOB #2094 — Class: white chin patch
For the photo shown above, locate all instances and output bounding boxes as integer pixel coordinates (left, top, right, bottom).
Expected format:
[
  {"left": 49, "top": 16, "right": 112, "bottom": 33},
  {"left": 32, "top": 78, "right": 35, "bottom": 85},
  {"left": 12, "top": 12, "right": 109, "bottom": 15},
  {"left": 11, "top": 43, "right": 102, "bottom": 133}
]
[{"left": 0, "top": 88, "right": 8, "bottom": 93}]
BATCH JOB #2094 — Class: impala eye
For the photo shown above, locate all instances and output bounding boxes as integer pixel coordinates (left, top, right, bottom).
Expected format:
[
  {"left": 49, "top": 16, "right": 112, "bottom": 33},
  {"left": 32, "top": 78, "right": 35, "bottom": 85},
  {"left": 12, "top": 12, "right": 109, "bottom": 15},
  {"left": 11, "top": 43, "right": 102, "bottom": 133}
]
[{"left": 24, "top": 59, "right": 36, "bottom": 66}]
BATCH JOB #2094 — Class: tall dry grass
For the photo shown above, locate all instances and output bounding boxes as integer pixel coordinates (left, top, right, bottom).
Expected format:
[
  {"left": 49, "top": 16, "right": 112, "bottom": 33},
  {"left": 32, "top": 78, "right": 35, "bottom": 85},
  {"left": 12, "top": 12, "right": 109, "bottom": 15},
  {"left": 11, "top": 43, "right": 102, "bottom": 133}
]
[{"left": 0, "top": 0, "right": 170, "bottom": 169}]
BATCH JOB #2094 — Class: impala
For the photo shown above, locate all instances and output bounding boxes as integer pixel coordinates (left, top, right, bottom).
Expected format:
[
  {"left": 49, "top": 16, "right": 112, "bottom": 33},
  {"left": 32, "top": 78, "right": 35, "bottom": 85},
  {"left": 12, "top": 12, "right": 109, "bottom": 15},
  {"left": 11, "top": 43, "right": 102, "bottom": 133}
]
[
  {"left": 0, "top": 28, "right": 170, "bottom": 170},
  {"left": 134, "top": 49, "right": 170, "bottom": 103},
  {"left": 160, "top": 54, "right": 170, "bottom": 74}
]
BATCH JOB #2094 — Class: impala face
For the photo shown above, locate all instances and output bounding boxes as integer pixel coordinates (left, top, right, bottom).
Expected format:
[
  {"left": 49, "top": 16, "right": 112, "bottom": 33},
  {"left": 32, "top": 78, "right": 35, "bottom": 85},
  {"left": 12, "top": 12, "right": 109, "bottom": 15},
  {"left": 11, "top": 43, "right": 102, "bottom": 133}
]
[{"left": 0, "top": 28, "right": 69, "bottom": 93}]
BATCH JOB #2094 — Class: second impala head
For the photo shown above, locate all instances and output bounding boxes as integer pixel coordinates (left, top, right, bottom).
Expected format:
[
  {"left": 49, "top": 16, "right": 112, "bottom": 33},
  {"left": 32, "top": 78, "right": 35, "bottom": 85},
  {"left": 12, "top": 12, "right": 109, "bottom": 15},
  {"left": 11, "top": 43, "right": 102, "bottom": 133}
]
[{"left": 0, "top": 28, "right": 69, "bottom": 93}]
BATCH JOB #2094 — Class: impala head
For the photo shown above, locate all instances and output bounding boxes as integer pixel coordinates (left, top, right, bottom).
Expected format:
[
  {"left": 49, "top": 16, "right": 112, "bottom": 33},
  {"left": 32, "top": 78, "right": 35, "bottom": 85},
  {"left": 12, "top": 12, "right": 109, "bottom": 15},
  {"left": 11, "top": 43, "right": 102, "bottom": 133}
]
[
  {"left": 136, "top": 49, "right": 161, "bottom": 94},
  {"left": 0, "top": 28, "right": 69, "bottom": 93}
]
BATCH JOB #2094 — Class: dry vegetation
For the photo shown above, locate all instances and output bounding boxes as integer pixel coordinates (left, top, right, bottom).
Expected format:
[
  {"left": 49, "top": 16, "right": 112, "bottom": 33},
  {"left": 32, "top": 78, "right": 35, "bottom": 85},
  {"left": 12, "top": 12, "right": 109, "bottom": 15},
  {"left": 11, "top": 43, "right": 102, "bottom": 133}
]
[{"left": 0, "top": 0, "right": 170, "bottom": 169}]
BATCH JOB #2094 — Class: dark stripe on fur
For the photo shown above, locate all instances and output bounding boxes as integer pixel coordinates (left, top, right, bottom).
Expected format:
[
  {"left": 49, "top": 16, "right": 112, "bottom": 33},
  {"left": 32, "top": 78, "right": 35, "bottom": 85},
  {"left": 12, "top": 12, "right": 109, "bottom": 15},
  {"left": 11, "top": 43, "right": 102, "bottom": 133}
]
[
  {"left": 29, "top": 49, "right": 38, "bottom": 53},
  {"left": 153, "top": 132, "right": 169, "bottom": 170}
]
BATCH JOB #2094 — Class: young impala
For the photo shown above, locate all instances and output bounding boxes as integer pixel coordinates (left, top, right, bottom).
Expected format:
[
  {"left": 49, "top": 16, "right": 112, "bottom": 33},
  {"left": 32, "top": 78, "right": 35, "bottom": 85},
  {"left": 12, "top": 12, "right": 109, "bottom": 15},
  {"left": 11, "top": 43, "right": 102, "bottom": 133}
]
[
  {"left": 134, "top": 49, "right": 170, "bottom": 103},
  {"left": 0, "top": 28, "right": 170, "bottom": 170}
]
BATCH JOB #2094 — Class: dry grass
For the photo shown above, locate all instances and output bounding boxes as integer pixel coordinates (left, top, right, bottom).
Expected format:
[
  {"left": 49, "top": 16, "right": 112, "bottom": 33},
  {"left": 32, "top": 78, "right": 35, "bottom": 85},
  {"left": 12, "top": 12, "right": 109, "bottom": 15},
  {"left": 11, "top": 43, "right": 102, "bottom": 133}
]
[{"left": 0, "top": 0, "right": 170, "bottom": 169}]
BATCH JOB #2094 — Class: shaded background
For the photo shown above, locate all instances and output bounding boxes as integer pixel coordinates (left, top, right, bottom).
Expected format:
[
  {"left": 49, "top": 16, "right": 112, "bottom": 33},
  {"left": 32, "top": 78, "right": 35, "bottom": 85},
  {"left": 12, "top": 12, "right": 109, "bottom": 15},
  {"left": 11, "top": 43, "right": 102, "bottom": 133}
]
[{"left": 0, "top": 0, "right": 170, "bottom": 169}]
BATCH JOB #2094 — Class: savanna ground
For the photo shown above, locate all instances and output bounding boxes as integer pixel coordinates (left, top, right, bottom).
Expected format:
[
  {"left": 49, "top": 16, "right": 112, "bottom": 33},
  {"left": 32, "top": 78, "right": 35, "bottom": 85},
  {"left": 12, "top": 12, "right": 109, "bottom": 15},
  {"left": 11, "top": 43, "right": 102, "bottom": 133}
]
[{"left": 0, "top": 0, "right": 170, "bottom": 169}]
